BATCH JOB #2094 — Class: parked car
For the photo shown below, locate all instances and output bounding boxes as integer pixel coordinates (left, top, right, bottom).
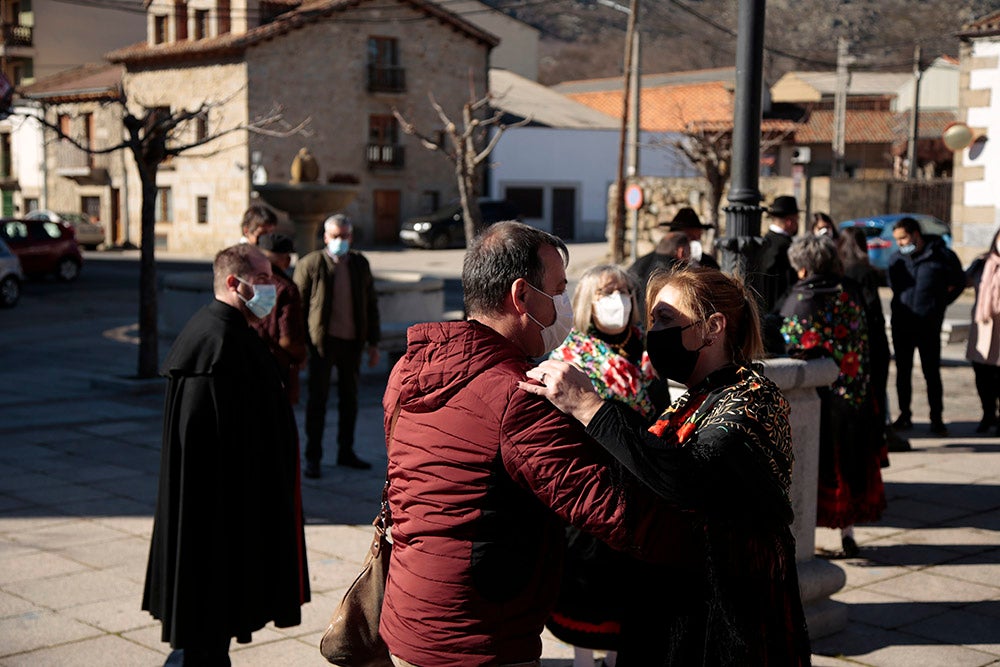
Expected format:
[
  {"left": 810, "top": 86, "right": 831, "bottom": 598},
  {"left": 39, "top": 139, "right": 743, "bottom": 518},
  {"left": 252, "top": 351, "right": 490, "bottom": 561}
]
[
  {"left": 838, "top": 213, "right": 952, "bottom": 272},
  {"left": 0, "top": 236, "right": 24, "bottom": 307},
  {"left": 26, "top": 210, "right": 105, "bottom": 250},
  {"left": 0, "top": 218, "right": 83, "bottom": 281},
  {"left": 399, "top": 199, "right": 521, "bottom": 249}
]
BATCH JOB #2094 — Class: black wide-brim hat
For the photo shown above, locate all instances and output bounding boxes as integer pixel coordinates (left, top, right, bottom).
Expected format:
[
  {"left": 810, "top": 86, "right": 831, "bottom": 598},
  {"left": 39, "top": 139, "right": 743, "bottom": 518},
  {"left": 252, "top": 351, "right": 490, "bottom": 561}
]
[
  {"left": 658, "top": 206, "right": 711, "bottom": 230},
  {"left": 768, "top": 195, "right": 801, "bottom": 217}
]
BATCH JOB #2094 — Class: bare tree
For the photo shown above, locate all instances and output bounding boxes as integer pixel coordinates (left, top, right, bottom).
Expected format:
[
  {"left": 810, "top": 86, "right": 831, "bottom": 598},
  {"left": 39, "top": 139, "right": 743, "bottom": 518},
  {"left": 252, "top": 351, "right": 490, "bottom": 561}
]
[
  {"left": 27, "top": 92, "right": 309, "bottom": 378},
  {"left": 393, "top": 90, "right": 529, "bottom": 245},
  {"left": 665, "top": 120, "right": 795, "bottom": 231}
]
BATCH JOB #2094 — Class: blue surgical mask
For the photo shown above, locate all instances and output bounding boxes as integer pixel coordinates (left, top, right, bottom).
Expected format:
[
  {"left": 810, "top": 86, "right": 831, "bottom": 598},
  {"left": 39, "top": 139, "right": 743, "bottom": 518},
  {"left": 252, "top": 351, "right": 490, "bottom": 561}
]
[
  {"left": 236, "top": 277, "right": 277, "bottom": 318},
  {"left": 899, "top": 244, "right": 917, "bottom": 256},
  {"left": 327, "top": 238, "right": 350, "bottom": 257}
]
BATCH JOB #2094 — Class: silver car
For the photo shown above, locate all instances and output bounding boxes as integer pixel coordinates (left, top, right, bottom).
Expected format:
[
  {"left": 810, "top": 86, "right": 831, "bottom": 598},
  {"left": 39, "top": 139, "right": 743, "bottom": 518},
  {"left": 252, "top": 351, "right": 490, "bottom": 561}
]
[
  {"left": 0, "top": 236, "right": 24, "bottom": 307},
  {"left": 26, "top": 210, "right": 106, "bottom": 250}
]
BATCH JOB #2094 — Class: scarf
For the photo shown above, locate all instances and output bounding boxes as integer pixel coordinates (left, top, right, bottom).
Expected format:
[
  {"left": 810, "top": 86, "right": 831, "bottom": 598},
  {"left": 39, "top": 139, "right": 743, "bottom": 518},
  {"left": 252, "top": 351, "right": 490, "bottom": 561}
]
[{"left": 975, "top": 253, "right": 1000, "bottom": 324}]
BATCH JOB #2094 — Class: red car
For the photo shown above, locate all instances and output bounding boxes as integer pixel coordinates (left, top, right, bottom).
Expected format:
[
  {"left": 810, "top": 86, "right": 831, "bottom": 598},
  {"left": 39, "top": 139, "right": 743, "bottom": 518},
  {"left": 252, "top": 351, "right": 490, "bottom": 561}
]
[{"left": 0, "top": 218, "right": 83, "bottom": 281}]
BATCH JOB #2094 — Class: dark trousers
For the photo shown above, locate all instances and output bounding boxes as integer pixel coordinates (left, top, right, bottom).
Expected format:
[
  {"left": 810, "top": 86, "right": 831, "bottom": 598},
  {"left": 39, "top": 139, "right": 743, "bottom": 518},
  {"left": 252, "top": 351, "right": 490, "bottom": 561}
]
[
  {"left": 892, "top": 314, "right": 944, "bottom": 422},
  {"left": 305, "top": 336, "right": 363, "bottom": 464},
  {"left": 972, "top": 361, "right": 1000, "bottom": 420}
]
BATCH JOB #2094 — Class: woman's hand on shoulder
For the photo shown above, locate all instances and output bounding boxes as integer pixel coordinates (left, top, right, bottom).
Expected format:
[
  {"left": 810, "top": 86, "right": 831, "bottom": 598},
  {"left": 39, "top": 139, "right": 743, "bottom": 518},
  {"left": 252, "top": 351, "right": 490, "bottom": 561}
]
[{"left": 519, "top": 359, "right": 605, "bottom": 426}]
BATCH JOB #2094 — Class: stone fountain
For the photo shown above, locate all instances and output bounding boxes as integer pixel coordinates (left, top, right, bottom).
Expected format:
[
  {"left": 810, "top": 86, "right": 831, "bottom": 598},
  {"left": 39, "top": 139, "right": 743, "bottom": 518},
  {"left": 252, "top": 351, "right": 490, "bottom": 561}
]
[{"left": 252, "top": 147, "right": 360, "bottom": 254}]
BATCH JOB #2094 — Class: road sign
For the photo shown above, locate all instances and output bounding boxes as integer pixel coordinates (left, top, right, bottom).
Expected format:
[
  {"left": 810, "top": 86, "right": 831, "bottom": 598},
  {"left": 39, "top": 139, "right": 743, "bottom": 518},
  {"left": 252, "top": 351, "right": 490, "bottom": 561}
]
[{"left": 624, "top": 184, "right": 643, "bottom": 210}]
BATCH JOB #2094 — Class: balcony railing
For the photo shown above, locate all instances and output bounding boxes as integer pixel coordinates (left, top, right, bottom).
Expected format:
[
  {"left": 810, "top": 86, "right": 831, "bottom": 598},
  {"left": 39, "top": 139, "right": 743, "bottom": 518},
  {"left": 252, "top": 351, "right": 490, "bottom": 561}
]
[
  {"left": 366, "top": 143, "right": 404, "bottom": 169},
  {"left": 1, "top": 23, "right": 32, "bottom": 47},
  {"left": 367, "top": 65, "right": 405, "bottom": 93}
]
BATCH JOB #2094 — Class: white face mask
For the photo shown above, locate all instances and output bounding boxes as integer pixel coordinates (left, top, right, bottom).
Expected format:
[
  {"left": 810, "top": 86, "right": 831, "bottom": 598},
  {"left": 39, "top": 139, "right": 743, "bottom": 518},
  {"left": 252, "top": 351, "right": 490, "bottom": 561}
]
[
  {"left": 688, "top": 239, "right": 704, "bottom": 262},
  {"left": 525, "top": 282, "right": 574, "bottom": 355},
  {"left": 593, "top": 291, "right": 631, "bottom": 331},
  {"left": 236, "top": 277, "right": 277, "bottom": 318}
]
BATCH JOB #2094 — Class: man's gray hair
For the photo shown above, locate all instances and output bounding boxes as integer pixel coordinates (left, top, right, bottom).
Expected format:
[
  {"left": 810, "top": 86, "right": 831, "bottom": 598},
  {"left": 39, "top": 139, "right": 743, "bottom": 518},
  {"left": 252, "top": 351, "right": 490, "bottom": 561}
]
[{"left": 324, "top": 214, "right": 351, "bottom": 232}]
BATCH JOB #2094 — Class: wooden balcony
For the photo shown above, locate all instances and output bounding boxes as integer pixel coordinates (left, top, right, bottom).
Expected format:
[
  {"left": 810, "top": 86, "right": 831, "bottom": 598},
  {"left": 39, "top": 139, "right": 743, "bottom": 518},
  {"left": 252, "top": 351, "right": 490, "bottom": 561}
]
[
  {"left": 1, "top": 23, "right": 32, "bottom": 47},
  {"left": 367, "top": 65, "right": 405, "bottom": 93},
  {"left": 366, "top": 143, "right": 404, "bottom": 169}
]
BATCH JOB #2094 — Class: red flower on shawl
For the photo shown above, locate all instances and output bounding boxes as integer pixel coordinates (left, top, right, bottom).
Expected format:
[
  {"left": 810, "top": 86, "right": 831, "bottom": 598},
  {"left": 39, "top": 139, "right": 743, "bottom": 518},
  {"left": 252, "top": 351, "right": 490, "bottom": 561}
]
[
  {"left": 648, "top": 417, "right": 669, "bottom": 438},
  {"left": 833, "top": 324, "right": 849, "bottom": 339},
  {"left": 801, "top": 330, "right": 822, "bottom": 349},
  {"left": 676, "top": 421, "right": 696, "bottom": 444},
  {"left": 840, "top": 351, "right": 860, "bottom": 378},
  {"left": 838, "top": 291, "right": 849, "bottom": 302},
  {"left": 561, "top": 347, "right": 574, "bottom": 361},
  {"left": 604, "top": 356, "right": 638, "bottom": 397}
]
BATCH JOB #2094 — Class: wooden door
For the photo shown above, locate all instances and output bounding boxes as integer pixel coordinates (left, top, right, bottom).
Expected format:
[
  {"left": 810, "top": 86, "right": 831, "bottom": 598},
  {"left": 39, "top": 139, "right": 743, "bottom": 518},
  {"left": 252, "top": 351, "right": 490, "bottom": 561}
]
[
  {"left": 373, "top": 189, "right": 400, "bottom": 245},
  {"left": 110, "top": 188, "right": 121, "bottom": 245}
]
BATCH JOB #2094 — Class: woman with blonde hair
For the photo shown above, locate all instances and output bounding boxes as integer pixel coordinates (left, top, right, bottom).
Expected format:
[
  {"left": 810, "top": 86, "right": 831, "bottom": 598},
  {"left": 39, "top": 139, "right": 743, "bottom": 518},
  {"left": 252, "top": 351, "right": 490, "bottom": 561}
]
[
  {"left": 522, "top": 267, "right": 811, "bottom": 666},
  {"left": 546, "top": 264, "right": 666, "bottom": 667}
]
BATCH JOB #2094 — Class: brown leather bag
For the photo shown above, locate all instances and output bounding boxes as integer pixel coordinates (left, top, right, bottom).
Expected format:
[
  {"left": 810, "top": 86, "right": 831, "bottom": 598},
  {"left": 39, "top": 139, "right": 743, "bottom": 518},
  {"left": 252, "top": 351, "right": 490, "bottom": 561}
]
[
  {"left": 320, "top": 401, "right": 399, "bottom": 666},
  {"left": 319, "top": 504, "right": 393, "bottom": 667}
]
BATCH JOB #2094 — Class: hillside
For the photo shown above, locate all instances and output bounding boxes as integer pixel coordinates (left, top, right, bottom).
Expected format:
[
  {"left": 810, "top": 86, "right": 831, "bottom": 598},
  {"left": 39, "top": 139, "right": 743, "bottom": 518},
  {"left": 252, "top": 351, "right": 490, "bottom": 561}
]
[{"left": 481, "top": 0, "right": 1000, "bottom": 85}]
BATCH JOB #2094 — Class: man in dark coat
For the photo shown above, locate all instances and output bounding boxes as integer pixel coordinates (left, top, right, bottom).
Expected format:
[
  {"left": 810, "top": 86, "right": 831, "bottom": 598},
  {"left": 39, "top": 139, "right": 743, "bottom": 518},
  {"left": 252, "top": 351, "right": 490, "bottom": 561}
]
[
  {"left": 758, "top": 195, "right": 801, "bottom": 313},
  {"left": 294, "top": 214, "right": 381, "bottom": 476},
  {"left": 143, "top": 244, "right": 309, "bottom": 666},
  {"left": 887, "top": 216, "right": 966, "bottom": 435}
]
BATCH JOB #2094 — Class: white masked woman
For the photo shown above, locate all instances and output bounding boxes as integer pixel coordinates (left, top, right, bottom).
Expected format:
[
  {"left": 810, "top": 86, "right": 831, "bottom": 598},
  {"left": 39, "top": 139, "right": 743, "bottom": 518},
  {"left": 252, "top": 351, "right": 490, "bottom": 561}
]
[{"left": 545, "top": 264, "right": 666, "bottom": 667}]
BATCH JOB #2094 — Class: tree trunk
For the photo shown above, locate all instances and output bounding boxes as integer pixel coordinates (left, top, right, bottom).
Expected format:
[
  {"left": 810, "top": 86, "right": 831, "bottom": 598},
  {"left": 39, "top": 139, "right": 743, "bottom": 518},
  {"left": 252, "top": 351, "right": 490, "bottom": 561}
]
[{"left": 137, "top": 165, "right": 159, "bottom": 378}]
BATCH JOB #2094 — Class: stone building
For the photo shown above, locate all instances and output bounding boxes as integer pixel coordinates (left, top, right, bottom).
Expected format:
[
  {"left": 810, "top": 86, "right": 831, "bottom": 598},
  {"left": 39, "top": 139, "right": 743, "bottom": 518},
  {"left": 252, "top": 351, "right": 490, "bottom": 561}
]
[
  {"left": 952, "top": 10, "right": 1000, "bottom": 263},
  {"left": 102, "top": 0, "right": 497, "bottom": 254},
  {"left": 20, "top": 64, "right": 132, "bottom": 246}
]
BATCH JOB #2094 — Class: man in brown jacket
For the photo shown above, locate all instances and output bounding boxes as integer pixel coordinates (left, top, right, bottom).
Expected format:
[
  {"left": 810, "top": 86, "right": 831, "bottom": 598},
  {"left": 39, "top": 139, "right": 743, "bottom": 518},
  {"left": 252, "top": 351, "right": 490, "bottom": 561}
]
[{"left": 293, "top": 215, "right": 380, "bottom": 476}]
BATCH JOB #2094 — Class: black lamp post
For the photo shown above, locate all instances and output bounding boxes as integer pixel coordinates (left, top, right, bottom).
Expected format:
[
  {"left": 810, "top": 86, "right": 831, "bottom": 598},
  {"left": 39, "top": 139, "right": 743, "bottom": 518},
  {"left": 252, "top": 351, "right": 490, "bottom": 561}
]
[{"left": 718, "top": 0, "right": 767, "bottom": 294}]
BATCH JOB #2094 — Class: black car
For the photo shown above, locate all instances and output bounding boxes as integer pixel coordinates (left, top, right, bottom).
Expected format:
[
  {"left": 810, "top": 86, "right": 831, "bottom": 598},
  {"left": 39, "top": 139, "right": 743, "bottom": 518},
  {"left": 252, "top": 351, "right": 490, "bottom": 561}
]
[{"left": 399, "top": 200, "right": 520, "bottom": 249}]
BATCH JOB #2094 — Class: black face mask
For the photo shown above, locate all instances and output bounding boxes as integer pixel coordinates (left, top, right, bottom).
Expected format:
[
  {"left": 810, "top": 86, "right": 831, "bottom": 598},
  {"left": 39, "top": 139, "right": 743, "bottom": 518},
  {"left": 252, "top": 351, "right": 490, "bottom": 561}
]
[{"left": 646, "top": 323, "right": 706, "bottom": 384}]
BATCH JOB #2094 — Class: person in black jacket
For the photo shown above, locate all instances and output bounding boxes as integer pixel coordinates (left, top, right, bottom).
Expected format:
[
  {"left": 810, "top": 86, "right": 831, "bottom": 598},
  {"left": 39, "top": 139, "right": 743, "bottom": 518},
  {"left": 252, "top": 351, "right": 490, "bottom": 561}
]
[
  {"left": 143, "top": 245, "right": 308, "bottom": 666},
  {"left": 758, "top": 195, "right": 801, "bottom": 313},
  {"left": 887, "top": 217, "right": 966, "bottom": 435}
]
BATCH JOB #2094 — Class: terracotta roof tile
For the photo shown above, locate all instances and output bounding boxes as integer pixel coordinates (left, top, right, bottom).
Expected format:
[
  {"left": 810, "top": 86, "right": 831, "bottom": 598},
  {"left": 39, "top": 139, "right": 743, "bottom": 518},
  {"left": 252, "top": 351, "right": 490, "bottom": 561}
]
[
  {"left": 564, "top": 81, "right": 735, "bottom": 132},
  {"left": 107, "top": 0, "right": 497, "bottom": 65},
  {"left": 958, "top": 9, "right": 1000, "bottom": 37},
  {"left": 20, "top": 63, "right": 123, "bottom": 102},
  {"left": 793, "top": 109, "right": 955, "bottom": 145}
]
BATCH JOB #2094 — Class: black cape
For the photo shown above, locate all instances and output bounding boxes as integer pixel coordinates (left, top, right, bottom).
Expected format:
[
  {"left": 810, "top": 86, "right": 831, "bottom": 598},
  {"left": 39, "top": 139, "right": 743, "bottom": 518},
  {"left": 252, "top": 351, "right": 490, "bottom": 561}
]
[{"left": 142, "top": 300, "right": 309, "bottom": 648}]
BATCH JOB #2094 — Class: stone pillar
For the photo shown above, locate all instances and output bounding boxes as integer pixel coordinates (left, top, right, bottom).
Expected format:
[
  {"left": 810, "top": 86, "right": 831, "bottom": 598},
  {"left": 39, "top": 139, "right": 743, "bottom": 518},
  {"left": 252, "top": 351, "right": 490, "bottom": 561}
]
[{"left": 761, "top": 356, "right": 848, "bottom": 639}]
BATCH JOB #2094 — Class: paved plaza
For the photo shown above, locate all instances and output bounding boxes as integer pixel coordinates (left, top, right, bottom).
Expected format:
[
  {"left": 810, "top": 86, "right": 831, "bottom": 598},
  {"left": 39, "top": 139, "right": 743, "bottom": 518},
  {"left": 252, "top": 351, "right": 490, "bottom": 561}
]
[{"left": 0, "top": 243, "right": 998, "bottom": 666}]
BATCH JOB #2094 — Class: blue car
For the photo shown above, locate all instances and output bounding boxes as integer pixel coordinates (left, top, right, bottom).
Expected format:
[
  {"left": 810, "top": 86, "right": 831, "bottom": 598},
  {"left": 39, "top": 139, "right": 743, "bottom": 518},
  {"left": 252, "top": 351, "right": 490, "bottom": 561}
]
[{"left": 838, "top": 213, "right": 952, "bottom": 272}]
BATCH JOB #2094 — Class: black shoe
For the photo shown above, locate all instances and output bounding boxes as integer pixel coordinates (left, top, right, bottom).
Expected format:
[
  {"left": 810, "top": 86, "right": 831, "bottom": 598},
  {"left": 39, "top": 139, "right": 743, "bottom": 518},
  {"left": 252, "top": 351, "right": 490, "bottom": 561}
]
[
  {"left": 885, "top": 428, "right": 912, "bottom": 452},
  {"left": 929, "top": 421, "right": 949, "bottom": 436},
  {"left": 892, "top": 414, "right": 913, "bottom": 430},
  {"left": 976, "top": 416, "right": 997, "bottom": 434},
  {"left": 337, "top": 453, "right": 372, "bottom": 470},
  {"left": 841, "top": 535, "right": 859, "bottom": 558},
  {"left": 303, "top": 461, "right": 321, "bottom": 479}
]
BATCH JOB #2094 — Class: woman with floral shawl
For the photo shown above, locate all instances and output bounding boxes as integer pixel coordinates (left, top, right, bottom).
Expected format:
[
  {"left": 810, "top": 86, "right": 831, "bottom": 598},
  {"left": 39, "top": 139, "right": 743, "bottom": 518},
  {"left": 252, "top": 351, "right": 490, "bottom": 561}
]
[
  {"left": 546, "top": 264, "right": 666, "bottom": 667},
  {"left": 780, "top": 234, "right": 886, "bottom": 558}
]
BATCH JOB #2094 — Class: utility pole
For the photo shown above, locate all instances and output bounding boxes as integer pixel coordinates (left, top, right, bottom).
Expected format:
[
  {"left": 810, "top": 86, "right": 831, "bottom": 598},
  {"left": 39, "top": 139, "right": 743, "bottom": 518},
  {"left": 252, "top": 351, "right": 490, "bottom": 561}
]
[
  {"left": 907, "top": 45, "right": 922, "bottom": 179},
  {"left": 832, "top": 37, "right": 853, "bottom": 178},
  {"left": 610, "top": 0, "right": 638, "bottom": 264},
  {"left": 627, "top": 26, "right": 641, "bottom": 264}
]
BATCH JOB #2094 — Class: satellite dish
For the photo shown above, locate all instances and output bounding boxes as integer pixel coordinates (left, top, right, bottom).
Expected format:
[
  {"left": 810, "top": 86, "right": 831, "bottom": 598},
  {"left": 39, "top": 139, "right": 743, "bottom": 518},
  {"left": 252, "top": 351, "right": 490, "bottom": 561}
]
[{"left": 942, "top": 122, "right": 974, "bottom": 151}]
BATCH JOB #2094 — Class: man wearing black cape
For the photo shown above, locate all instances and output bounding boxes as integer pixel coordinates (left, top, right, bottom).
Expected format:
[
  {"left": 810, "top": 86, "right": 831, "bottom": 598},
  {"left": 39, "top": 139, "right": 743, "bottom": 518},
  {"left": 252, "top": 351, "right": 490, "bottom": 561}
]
[{"left": 143, "top": 244, "right": 309, "bottom": 665}]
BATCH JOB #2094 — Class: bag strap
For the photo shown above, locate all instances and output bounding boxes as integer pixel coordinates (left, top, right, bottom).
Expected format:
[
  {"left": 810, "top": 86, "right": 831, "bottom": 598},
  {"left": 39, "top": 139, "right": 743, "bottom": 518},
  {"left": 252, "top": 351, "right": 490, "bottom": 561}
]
[{"left": 377, "top": 399, "right": 402, "bottom": 532}]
